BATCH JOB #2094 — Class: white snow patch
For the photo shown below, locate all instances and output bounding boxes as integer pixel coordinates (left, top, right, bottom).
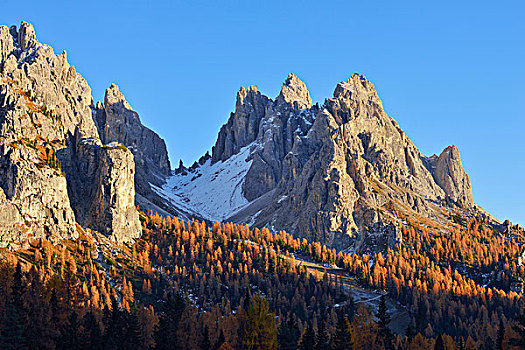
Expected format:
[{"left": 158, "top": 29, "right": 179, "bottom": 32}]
[
  {"left": 247, "top": 210, "right": 263, "bottom": 227},
  {"left": 277, "top": 195, "right": 288, "bottom": 203},
  {"left": 152, "top": 143, "right": 255, "bottom": 221}
]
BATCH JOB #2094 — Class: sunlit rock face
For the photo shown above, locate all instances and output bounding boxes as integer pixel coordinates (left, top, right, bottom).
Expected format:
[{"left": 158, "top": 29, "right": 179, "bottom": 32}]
[
  {"left": 0, "top": 22, "right": 141, "bottom": 247},
  {"left": 207, "top": 73, "right": 473, "bottom": 250}
]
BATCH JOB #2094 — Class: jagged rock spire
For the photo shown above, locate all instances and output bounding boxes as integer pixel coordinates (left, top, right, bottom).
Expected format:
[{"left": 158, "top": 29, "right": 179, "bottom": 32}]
[
  {"left": 277, "top": 73, "right": 312, "bottom": 110},
  {"left": 432, "top": 145, "right": 473, "bottom": 207},
  {"left": 0, "top": 21, "right": 142, "bottom": 246},
  {"left": 96, "top": 83, "right": 171, "bottom": 186},
  {"left": 17, "top": 21, "right": 38, "bottom": 51}
]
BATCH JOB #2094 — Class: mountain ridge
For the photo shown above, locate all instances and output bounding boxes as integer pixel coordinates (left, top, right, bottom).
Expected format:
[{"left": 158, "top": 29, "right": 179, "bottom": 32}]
[
  {"left": 162, "top": 72, "right": 479, "bottom": 251},
  {"left": 0, "top": 21, "right": 503, "bottom": 253}
]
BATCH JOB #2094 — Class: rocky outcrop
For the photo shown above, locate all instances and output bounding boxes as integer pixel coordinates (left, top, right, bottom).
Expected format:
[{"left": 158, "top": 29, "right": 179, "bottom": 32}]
[
  {"left": 0, "top": 143, "right": 77, "bottom": 247},
  {"left": 60, "top": 134, "right": 141, "bottom": 243},
  {"left": 425, "top": 145, "right": 473, "bottom": 207},
  {"left": 95, "top": 84, "right": 170, "bottom": 184},
  {"left": 276, "top": 73, "right": 312, "bottom": 110},
  {"left": 203, "top": 73, "right": 475, "bottom": 250},
  {"left": 0, "top": 21, "right": 142, "bottom": 246},
  {"left": 211, "top": 86, "right": 271, "bottom": 164},
  {"left": 94, "top": 84, "right": 172, "bottom": 214}
]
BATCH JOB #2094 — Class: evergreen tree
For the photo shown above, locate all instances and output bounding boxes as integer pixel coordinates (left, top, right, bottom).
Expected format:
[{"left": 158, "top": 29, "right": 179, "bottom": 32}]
[
  {"left": 122, "top": 309, "right": 142, "bottom": 349},
  {"left": 278, "top": 314, "right": 300, "bottom": 350},
  {"left": 482, "top": 335, "right": 494, "bottom": 350},
  {"left": 0, "top": 305, "right": 27, "bottom": 350},
  {"left": 496, "top": 319, "right": 505, "bottom": 350},
  {"left": 201, "top": 325, "right": 212, "bottom": 350},
  {"left": 216, "top": 329, "right": 226, "bottom": 350},
  {"left": 243, "top": 293, "right": 278, "bottom": 350},
  {"left": 155, "top": 292, "right": 185, "bottom": 350},
  {"left": 49, "top": 288, "right": 61, "bottom": 339},
  {"left": 376, "top": 295, "right": 393, "bottom": 349},
  {"left": 300, "top": 322, "right": 316, "bottom": 350},
  {"left": 11, "top": 263, "right": 25, "bottom": 318},
  {"left": 82, "top": 311, "right": 102, "bottom": 350},
  {"left": 433, "top": 334, "right": 445, "bottom": 350},
  {"left": 405, "top": 323, "right": 414, "bottom": 342},
  {"left": 414, "top": 298, "right": 427, "bottom": 334},
  {"left": 243, "top": 288, "right": 251, "bottom": 312},
  {"left": 458, "top": 336, "right": 465, "bottom": 350},
  {"left": 104, "top": 296, "right": 124, "bottom": 349},
  {"left": 315, "top": 320, "right": 329, "bottom": 350},
  {"left": 332, "top": 311, "right": 351, "bottom": 350},
  {"left": 58, "top": 311, "right": 80, "bottom": 350},
  {"left": 510, "top": 315, "right": 525, "bottom": 348}
]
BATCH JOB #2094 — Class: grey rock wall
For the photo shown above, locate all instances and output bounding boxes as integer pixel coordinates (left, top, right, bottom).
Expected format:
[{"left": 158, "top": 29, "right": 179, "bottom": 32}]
[{"left": 0, "top": 21, "right": 142, "bottom": 246}]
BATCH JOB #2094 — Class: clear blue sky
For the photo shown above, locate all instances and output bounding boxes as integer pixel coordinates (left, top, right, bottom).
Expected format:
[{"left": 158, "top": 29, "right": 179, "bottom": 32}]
[{"left": 3, "top": 0, "right": 524, "bottom": 225}]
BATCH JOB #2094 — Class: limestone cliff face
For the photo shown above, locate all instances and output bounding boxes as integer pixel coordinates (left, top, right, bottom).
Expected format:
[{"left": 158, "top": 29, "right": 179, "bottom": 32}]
[
  {"left": 94, "top": 84, "right": 172, "bottom": 214},
  {"left": 61, "top": 135, "right": 141, "bottom": 243},
  {"left": 95, "top": 84, "right": 170, "bottom": 185},
  {"left": 0, "top": 144, "right": 77, "bottom": 248},
  {"left": 425, "top": 145, "right": 473, "bottom": 207},
  {"left": 0, "top": 22, "right": 141, "bottom": 246},
  {"left": 210, "top": 73, "right": 474, "bottom": 250}
]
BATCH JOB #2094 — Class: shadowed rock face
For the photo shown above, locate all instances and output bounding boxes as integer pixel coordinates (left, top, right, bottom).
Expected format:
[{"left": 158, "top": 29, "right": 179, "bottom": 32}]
[
  {"left": 93, "top": 84, "right": 173, "bottom": 215},
  {"left": 209, "top": 73, "right": 474, "bottom": 250},
  {"left": 0, "top": 21, "right": 141, "bottom": 246},
  {"left": 95, "top": 84, "right": 171, "bottom": 186},
  {"left": 60, "top": 135, "right": 141, "bottom": 243}
]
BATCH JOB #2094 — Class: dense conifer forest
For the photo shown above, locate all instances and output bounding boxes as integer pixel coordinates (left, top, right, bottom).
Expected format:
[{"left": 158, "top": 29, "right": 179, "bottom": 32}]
[{"left": 0, "top": 210, "right": 524, "bottom": 349}]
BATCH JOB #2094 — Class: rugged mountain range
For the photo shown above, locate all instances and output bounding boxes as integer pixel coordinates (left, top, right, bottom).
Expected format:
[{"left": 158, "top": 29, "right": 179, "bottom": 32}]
[
  {"left": 158, "top": 73, "right": 478, "bottom": 251},
  {"left": 0, "top": 21, "right": 487, "bottom": 252},
  {"left": 0, "top": 22, "right": 160, "bottom": 247}
]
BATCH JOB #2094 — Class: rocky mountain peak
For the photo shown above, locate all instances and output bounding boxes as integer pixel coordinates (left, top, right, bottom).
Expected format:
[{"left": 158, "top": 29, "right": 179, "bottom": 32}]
[
  {"left": 193, "top": 73, "right": 479, "bottom": 251},
  {"left": 277, "top": 73, "right": 312, "bottom": 109},
  {"left": 0, "top": 21, "right": 142, "bottom": 247},
  {"left": 16, "top": 21, "right": 38, "bottom": 51},
  {"left": 104, "top": 83, "right": 133, "bottom": 111},
  {"left": 95, "top": 83, "right": 172, "bottom": 214},
  {"left": 235, "top": 85, "right": 262, "bottom": 111},
  {"left": 429, "top": 145, "right": 474, "bottom": 208},
  {"left": 333, "top": 73, "right": 381, "bottom": 104}
]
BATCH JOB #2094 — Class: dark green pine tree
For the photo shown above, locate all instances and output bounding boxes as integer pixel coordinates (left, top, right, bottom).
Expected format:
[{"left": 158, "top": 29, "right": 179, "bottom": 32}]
[
  {"left": 458, "top": 337, "right": 465, "bottom": 350},
  {"left": 0, "top": 305, "right": 27, "bottom": 350},
  {"left": 332, "top": 311, "right": 351, "bottom": 350},
  {"left": 300, "top": 322, "right": 316, "bottom": 350},
  {"left": 201, "top": 325, "right": 212, "bottom": 350},
  {"left": 11, "top": 263, "right": 26, "bottom": 318},
  {"left": 496, "top": 319, "right": 505, "bottom": 350},
  {"left": 58, "top": 311, "right": 81, "bottom": 350},
  {"left": 433, "top": 334, "right": 445, "bottom": 350},
  {"left": 122, "top": 308, "right": 142, "bottom": 349},
  {"left": 414, "top": 297, "right": 427, "bottom": 334},
  {"left": 243, "top": 288, "right": 252, "bottom": 313},
  {"left": 216, "top": 329, "right": 226, "bottom": 350},
  {"left": 104, "top": 296, "right": 124, "bottom": 350},
  {"left": 82, "top": 311, "right": 102, "bottom": 350},
  {"left": 376, "top": 295, "right": 393, "bottom": 349},
  {"left": 405, "top": 323, "right": 414, "bottom": 343},
  {"left": 278, "top": 314, "right": 300, "bottom": 350},
  {"left": 155, "top": 292, "right": 186, "bottom": 350},
  {"left": 482, "top": 335, "right": 494, "bottom": 350},
  {"left": 315, "top": 320, "right": 329, "bottom": 350},
  {"left": 49, "top": 288, "right": 61, "bottom": 333},
  {"left": 510, "top": 315, "right": 525, "bottom": 348}
]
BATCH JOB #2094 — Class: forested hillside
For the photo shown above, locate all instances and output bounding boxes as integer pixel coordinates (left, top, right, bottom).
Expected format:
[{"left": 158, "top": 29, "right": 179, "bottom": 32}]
[{"left": 0, "top": 210, "right": 524, "bottom": 349}]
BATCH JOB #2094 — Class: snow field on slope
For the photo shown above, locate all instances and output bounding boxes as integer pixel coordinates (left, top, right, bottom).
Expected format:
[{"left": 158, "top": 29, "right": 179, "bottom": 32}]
[{"left": 152, "top": 143, "right": 255, "bottom": 221}]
